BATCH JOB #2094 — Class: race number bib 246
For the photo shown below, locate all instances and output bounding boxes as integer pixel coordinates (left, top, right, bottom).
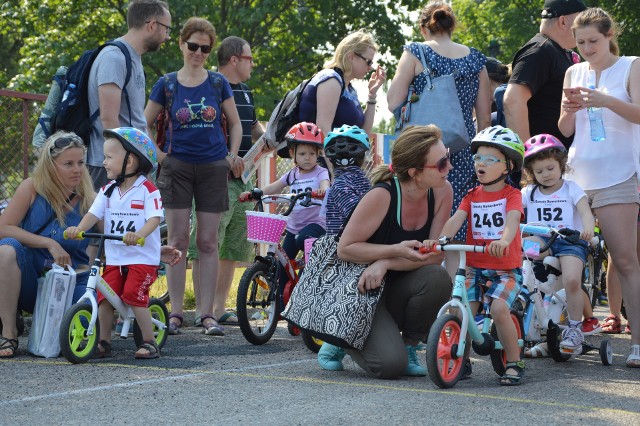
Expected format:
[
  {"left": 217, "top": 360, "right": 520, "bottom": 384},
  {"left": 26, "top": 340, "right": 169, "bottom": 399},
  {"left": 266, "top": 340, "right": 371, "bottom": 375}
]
[{"left": 471, "top": 199, "right": 506, "bottom": 240}]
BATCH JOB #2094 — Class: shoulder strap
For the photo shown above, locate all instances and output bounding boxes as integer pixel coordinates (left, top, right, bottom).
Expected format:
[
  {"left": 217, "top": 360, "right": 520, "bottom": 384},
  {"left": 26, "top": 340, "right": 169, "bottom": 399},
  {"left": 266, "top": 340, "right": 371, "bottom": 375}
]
[
  {"left": 90, "top": 40, "right": 133, "bottom": 125},
  {"left": 333, "top": 67, "right": 346, "bottom": 95}
]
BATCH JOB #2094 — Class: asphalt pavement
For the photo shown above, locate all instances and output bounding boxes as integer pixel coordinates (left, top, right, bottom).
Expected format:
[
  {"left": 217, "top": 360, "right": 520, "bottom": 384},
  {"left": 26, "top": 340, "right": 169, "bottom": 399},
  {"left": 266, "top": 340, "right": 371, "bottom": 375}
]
[{"left": 1, "top": 305, "right": 639, "bottom": 425}]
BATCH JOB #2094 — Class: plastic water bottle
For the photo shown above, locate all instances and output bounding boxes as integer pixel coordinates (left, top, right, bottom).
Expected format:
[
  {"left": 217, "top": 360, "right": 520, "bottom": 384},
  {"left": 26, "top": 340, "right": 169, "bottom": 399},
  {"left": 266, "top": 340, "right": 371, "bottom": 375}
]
[
  {"left": 587, "top": 70, "right": 606, "bottom": 141},
  {"left": 61, "top": 83, "right": 76, "bottom": 103}
]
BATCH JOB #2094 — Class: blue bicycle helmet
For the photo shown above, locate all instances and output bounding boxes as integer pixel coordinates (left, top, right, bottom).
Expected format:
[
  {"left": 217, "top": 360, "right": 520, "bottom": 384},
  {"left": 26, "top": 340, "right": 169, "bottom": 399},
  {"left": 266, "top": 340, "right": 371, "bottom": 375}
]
[
  {"left": 103, "top": 127, "right": 157, "bottom": 175},
  {"left": 324, "top": 125, "right": 370, "bottom": 166}
]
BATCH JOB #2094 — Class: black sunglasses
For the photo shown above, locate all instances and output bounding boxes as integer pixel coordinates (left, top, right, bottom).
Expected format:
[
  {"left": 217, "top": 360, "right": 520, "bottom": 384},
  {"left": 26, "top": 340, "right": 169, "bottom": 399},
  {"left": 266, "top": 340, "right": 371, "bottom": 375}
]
[
  {"left": 354, "top": 52, "right": 373, "bottom": 67},
  {"left": 186, "top": 41, "right": 212, "bottom": 54},
  {"left": 419, "top": 149, "right": 451, "bottom": 173},
  {"left": 50, "top": 136, "right": 83, "bottom": 153}
]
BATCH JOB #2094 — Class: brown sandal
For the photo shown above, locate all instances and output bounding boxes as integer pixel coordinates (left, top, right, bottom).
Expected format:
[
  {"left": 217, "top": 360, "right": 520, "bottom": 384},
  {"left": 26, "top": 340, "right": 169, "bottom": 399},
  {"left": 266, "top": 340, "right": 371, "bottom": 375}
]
[
  {"left": 601, "top": 315, "right": 622, "bottom": 334},
  {"left": 135, "top": 341, "right": 160, "bottom": 359},
  {"left": 0, "top": 337, "right": 18, "bottom": 358}
]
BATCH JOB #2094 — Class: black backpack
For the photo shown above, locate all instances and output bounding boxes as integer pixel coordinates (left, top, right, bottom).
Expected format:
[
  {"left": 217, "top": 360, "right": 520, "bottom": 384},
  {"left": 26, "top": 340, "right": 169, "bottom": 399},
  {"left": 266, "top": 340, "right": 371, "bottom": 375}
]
[
  {"left": 40, "top": 40, "right": 132, "bottom": 146},
  {"left": 263, "top": 68, "right": 344, "bottom": 158}
]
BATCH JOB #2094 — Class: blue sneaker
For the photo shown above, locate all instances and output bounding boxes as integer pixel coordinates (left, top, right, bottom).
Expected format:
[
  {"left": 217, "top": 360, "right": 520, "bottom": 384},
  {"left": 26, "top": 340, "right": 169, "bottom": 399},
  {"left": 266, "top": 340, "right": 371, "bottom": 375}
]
[
  {"left": 404, "top": 345, "right": 427, "bottom": 376},
  {"left": 318, "top": 343, "right": 345, "bottom": 371}
]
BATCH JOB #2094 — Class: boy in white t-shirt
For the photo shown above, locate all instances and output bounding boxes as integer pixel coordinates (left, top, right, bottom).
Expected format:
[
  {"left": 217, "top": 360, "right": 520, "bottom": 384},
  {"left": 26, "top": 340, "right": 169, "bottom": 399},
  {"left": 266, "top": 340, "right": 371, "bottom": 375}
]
[{"left": 66, "top": 127, "right": 163, "bottom": 359}]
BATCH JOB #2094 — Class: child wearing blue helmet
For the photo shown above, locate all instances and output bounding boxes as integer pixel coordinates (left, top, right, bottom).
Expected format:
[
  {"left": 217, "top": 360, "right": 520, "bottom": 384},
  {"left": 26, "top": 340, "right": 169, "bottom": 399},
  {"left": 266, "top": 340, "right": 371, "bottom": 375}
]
[
  {"left": 65, "top": 127, "right": 163, "bottom": 359},
  {"left": 322, "top": 125, "right": 372, "bottom": 235}
]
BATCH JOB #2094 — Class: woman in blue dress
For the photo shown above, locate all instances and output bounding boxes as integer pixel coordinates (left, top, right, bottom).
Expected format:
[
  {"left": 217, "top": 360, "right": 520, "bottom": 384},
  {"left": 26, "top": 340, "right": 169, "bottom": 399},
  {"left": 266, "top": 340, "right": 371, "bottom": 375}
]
[
  {"left": 0, "top": 132, "right": 95, "bottom": 357},
  {"left": 388, "top": 0, "right": 491, "bottom": 248}
]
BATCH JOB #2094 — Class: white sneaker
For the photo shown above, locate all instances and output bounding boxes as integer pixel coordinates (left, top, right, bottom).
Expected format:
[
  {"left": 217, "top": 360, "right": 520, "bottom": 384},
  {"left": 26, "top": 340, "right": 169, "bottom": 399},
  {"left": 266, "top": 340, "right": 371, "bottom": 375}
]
[{"left": 560, "top": 326, "right": 584, "bottom": 354}]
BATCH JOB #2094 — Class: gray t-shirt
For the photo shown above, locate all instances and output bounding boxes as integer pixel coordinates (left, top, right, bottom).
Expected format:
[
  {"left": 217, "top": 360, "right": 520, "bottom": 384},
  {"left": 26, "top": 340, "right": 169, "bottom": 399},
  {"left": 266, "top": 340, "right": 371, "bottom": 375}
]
[{"left": 87, "top": 38, "right": 146, "bottom": 167}]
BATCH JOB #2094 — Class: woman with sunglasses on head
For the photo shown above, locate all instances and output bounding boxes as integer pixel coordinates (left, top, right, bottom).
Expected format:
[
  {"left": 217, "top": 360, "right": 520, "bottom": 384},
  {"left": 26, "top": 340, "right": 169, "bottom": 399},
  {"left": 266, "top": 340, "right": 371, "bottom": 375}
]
[
  {"left": 387, "top": 1, "right": 491, "bottom": 248},
  {"left": 317, "top": 125, "right": 453, "bottom": 379},
  {"left": 0, "top": 132, "right": 95, "bottom": 358},
  {"left": 558, "top": 7, "right": 640, "bottom": 367},
  {"left": 144, "top": 17, "right": 242, "bottom": 337},
  {"left": 298, "top": 29, "right": 386, "bottom": 170}
]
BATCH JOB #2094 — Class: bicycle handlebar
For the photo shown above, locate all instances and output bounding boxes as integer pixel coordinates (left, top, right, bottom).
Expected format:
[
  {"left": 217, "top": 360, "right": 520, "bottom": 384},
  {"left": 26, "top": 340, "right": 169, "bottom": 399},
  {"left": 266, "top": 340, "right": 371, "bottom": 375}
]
[
  {"left": 63, "top": 231, "right": 145, "bottom": 247},
  {"left": 520, "top": 224, "right": 599, "bottom": 253},
  {"left": 419, "top": 244, "right": 487, "bottom": 254},
  {"left": 238, "top": 189, "right": 324, "bottom": 216}
]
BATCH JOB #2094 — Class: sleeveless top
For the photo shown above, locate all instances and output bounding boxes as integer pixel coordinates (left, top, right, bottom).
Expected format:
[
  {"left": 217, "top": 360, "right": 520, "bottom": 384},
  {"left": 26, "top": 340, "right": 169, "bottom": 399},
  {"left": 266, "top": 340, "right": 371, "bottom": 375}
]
[
  {"left": 21, "top": 194, "right": 90, "bottom": 275},
  {"left": 368, "top": 178, "right": 435, "bottom": 245},
  {"left": 567, "top": 57, "right": 640, "bottom": 190}
]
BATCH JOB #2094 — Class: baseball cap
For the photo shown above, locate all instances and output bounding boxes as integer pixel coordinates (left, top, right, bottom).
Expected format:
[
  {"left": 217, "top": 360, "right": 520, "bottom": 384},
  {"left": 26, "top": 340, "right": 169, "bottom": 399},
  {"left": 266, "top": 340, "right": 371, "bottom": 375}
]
[{"left": 541, "top": 0, "right": 587, "bottom": 19}]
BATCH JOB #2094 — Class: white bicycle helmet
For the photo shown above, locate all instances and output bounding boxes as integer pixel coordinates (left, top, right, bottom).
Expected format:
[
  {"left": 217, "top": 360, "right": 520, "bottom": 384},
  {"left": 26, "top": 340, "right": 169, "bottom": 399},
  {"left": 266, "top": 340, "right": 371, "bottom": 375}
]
[{"left": 471, "top": 125, "right": 525, "bottom": 172}]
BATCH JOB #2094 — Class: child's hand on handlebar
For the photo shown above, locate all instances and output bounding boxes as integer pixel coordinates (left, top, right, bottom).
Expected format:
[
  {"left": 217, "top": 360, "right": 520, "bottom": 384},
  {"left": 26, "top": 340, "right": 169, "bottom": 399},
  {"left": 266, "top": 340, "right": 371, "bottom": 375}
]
[
  {"left": 238, "top": 191, "right": 251, "bottom": 202},
  {"left": 64, "top": 226, "right": 82, "bottom": 240},
  {"left": 580, "top": 228, "right": 594, "bottom": 243},
  {"left": 313, "top": 188, "right": 326, "bottom": 198},
  {"left": 123, "top": 232, "right": 142, "bottom": 246},
  {"left": 487, "top": 240, "right": 509, "bottom": 257}
]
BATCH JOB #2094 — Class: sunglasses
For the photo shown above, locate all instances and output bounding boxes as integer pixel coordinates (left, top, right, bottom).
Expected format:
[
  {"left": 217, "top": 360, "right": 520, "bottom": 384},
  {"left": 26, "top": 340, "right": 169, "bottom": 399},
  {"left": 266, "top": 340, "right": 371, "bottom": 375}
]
[
  {"left": 354, "top": 52, "right": 373, "bottom": 67},
  {"left": 472, "top": 153, "right": 507, "bottom": 166},
  {"left": 419, "top": 149, "right": 450, "bottom": 173},
  {"left": 186, "top": 41, "right": 212, "bottom": 54},
  {"left": 50, "top": 136, "right": 83, "bottom": 153},
  {"left": 235, "top": 55, "right": 254, "bottom": 63}
]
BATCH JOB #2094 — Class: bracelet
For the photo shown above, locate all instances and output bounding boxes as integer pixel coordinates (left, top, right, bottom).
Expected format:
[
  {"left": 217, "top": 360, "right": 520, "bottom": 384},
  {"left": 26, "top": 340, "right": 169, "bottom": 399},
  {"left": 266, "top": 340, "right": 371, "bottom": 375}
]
[{"left": 367, "top": 99, "right": 377, "bottom": 105}]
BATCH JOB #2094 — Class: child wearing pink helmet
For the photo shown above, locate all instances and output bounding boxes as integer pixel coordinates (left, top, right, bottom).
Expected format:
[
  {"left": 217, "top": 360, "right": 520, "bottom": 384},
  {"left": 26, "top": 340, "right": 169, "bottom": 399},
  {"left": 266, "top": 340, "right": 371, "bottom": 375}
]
[{"left": 521, "top": 133, "right": 596, "bottom": 357}]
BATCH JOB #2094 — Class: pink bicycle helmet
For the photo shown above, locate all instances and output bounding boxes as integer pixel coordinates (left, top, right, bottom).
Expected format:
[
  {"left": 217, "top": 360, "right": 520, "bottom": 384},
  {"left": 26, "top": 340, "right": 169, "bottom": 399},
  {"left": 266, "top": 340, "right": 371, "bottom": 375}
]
[{"left": 524, "top": 134, "right": 566, "bottom": 161}]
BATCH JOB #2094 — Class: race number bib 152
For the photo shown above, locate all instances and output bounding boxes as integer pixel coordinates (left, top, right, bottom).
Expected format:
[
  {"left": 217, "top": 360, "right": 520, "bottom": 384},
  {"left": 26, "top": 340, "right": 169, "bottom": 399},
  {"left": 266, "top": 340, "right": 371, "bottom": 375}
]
[{"left": 471, "top": 199, "right": 507, "bottom": 240}]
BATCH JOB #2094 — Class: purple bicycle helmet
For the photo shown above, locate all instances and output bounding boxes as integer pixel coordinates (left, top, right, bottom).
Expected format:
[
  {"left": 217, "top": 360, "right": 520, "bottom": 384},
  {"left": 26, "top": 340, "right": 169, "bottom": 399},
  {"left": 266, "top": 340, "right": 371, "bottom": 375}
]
[{"left": 524, "top": 134, "right": 566, "bottom": 162}]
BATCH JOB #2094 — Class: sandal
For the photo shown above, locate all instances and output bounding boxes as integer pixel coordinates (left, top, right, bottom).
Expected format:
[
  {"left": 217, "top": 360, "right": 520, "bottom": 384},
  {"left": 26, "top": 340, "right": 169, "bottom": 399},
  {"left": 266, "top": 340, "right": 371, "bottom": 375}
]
[
  {"left": 201, "top": 315, "right": 224, "bottom": 336},
  {"left": 95, "top": 340, "right": 112, "bottom": 358},
  {"left": 525, "top": 342, "right": 549, "bottom": 358},
  {"left": 499, "top": 360, "right": 525, "bottom": 386},
  {"left": 601, "top": 315, "right": 622, "bottom": 334},
  {"left": 168, "top": 313, "right": 183, "bottom": 335},
  {"left": 0, "top": 337, "right": 18, "bottom": 358},
  {"left": 134, "top": 341, "right": 160, "bottom": 359}
]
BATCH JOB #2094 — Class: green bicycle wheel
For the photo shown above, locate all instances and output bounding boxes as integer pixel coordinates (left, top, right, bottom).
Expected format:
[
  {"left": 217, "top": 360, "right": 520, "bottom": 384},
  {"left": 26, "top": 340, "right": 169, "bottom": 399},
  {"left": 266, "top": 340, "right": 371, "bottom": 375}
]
[{"left": 59, "top": 303, "right": 99, "bottom": 364}]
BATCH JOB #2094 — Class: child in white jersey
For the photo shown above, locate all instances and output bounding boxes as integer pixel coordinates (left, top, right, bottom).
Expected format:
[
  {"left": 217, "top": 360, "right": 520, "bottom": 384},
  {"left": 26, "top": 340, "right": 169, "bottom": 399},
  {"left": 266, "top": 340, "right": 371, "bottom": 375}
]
[
  {"left": 241, "top": 122, "right": 329, "bottom": 305},
  {"left": 521, "top": 134, "right": 596, "bottom": 355},
  {"left": 66, "top": 128, "right": 163, "bottom": 359}
]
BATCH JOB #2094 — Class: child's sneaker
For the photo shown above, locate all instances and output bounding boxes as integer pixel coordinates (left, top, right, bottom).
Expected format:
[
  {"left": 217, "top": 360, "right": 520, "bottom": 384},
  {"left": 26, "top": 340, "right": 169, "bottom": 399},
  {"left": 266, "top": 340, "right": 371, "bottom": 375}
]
[
  {"left": 403, "top": 345, "right": 427, "bottom": 376},
  {"left": 581, "top": 317, "right": 601, "bottom": 335},
  {"left": 560, "top": 326, "right": 584, "bottom": 354},
  {"left": 318, "top": 343, "right": 345, "bottom": 371}
]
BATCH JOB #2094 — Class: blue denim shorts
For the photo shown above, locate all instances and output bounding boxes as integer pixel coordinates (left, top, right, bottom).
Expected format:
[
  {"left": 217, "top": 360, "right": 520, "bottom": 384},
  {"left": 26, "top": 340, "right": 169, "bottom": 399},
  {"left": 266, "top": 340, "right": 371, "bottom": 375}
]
[{"left": 542, "top": 235, "right": 588, "bottom": 263}]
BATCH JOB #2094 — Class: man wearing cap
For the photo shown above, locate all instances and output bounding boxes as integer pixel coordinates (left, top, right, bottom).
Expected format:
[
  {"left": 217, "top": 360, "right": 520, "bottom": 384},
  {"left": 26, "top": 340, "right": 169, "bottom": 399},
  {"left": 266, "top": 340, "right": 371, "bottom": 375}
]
[{"left": 503, "top": 0, "right": 587, "bottom": 149}]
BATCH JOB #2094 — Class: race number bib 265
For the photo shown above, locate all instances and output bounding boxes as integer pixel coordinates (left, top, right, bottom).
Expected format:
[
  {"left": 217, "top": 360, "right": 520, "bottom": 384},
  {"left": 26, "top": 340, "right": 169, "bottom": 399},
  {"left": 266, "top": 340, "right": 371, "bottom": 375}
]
[{"left": 471, "top": 199, "right": 507, "bottom": 240}]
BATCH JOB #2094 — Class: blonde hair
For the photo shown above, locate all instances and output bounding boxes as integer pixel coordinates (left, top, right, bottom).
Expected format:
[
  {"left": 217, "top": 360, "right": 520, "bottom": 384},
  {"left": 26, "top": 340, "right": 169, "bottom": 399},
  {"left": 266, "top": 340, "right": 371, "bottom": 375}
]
[
  {"left": 325, "top": 30, "right": 379, "bottom": 75},
  {"left": 32, "top": 132, "right": 95, "bottom": 226},
  {"left": 572, "top": 7, "right": 619, "bottom": 55},
  {"left": 370, "top": 125, "right": 442, "bottom": 185}
]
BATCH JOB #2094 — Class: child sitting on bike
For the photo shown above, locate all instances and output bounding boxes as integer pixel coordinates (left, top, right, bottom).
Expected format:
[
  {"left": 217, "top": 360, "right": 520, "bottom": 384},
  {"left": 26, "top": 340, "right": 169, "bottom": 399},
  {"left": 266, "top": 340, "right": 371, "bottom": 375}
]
[
  {"left": 426, "top": 125, "right": 525, "bottom": 386},
  {"left": 241, "top": 122, "right": 329, "bottom": 301},
  {"left": 65, "top": 128, "right": 163, "bottom": 359},
  {"left": 322, "top": 125, "right": 371, "bottom": 235},
  {"left": 521, "top": 134, "right": 596, "bottom": 356}
]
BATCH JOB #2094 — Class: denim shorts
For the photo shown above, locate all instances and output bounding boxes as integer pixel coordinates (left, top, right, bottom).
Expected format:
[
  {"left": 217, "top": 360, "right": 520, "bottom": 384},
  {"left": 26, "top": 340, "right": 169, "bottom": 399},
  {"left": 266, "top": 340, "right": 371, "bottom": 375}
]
[
  {"left": 541, "top": 235, "right": 588, "bottom": 263},
  {"left": 465, "top": 267, "right": 522, "bottom": 308}
]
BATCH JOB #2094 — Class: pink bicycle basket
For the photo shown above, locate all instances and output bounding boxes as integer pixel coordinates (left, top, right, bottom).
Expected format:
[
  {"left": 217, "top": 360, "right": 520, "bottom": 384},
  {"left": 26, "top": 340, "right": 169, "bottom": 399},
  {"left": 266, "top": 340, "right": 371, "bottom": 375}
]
[{"left": 245, "top": 211, "right": 288, "bottom": 244}]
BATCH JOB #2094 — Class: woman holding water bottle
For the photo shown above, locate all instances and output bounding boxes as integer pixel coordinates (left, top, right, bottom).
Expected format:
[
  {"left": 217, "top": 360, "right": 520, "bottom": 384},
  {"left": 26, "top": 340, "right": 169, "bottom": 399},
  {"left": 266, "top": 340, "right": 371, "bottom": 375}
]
[{"left": 558, "top": 7, "right": 640, "bottom": 367}]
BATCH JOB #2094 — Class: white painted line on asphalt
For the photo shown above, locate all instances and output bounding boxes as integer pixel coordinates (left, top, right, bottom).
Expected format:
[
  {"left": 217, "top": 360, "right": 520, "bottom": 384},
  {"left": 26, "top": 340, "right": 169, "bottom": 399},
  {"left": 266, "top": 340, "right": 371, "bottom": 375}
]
[{"left": 0, "top": 358, "right": 315, "bottom": 407}]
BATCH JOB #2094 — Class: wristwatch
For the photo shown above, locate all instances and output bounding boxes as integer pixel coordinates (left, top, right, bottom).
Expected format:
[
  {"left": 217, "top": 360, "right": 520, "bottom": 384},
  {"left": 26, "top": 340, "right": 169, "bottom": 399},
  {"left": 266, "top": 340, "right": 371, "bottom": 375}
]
[
  {"left": 438, "top": 236, "right": 451, "bottom": 245},
  {"left": 227, "top": 152, "right": 236, "bottom": 159}
]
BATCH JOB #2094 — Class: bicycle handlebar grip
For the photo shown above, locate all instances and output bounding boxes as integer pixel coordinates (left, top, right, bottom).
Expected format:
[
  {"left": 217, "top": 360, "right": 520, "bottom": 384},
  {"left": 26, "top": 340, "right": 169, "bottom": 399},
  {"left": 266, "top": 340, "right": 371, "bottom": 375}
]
[
  {"left": 310, "top": 190, "right": 325, "bottom": 199},
  {"left": 136, "top": 237, "right": 145, "bottom": 247},
  {"left": 419, "top": 246, "right": 438, "bottom": 254},
  {"left": 63, "top": 230, "right": 84, "bottom": 240},
  {"left": 238, "top": 192, "right": 251, "bottom": 202}
]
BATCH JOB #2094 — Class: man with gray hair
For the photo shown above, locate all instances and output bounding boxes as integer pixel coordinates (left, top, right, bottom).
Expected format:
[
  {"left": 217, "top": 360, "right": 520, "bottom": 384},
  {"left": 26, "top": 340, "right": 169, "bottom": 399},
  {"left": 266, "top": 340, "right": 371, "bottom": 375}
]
[{"left": 87, "top": 0, "right": 171, "bottom": 190}]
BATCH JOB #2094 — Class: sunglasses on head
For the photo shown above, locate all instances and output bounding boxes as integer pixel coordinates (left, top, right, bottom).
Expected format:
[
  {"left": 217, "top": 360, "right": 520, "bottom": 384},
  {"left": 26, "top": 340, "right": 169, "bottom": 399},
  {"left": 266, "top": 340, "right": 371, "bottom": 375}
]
[
  {"left": 419, "top": 148, "right": 450, "bottom": 173},
  {"left": 354, "top": 52, "right": 373, "bottom": 67},
  {"left": 472, "top": 153, "right": 507, "bottom": 166},
  {"left": 186, "top": 41, "right": 212, "bottom": 54},
  {"left": 50, "top": 135, "right": 83, "bottom": 153}
]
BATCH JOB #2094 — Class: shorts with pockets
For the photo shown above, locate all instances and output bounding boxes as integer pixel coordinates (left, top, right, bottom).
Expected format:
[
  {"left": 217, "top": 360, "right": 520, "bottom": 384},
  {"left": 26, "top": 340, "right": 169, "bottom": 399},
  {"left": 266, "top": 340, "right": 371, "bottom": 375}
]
[{"left": 99, "top": 264, "right": 158, "bottom": 307}]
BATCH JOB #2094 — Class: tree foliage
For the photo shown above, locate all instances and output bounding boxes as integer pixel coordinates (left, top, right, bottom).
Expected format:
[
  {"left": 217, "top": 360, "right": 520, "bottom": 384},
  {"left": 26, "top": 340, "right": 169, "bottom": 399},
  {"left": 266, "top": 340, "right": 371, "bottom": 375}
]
[{"left": 1, "top": 0, "right": 423, "bottom": 119}]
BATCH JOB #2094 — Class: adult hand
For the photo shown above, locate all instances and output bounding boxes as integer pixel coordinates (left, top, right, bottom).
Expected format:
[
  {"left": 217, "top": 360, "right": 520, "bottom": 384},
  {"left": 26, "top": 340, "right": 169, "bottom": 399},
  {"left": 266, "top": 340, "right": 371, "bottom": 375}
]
[
  {"left": 157, "top": 150, "right": 167, "bottom": 165},
  {"left": 396, "top": 240, "right": 439, "bottom": 262},
  {"left": 576, "top": 86, "right": 611, "bottom": 109},
  {"left": 228, "top": 156, "right": 244, "bottom": 178},
  {"left": 160, "top": 245, "right": 182, "bottom": 266},
  {"left": 357, "top": 260, "right": 388, "bottom": 294},
  {"left": 47, "top": 240, "right": 71, "bottom": 267},
  {"left": 368, "top": 65, "right": 386, "bottom": 97},
  {"left": 561, "top": 97, "right": 585, "bottom": 114}
]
